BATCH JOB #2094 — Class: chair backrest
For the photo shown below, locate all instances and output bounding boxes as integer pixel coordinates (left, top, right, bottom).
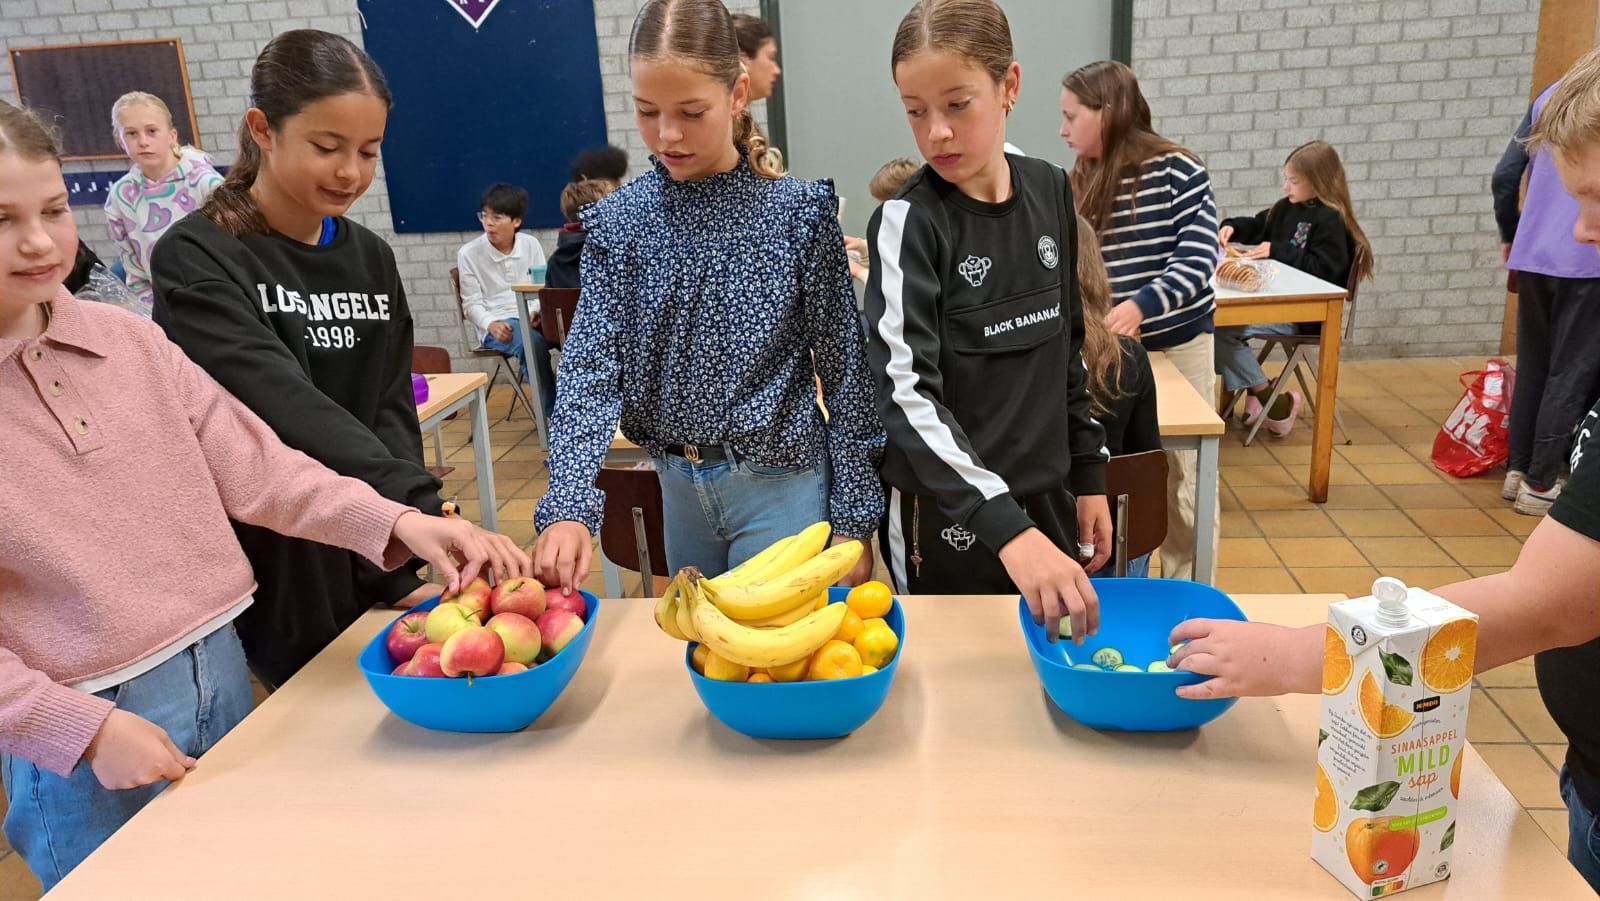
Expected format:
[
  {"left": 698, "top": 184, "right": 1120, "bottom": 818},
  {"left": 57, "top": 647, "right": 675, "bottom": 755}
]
[
  {"left": 1343, "top": 240, "right": 1370, "bottom": 340},
  {"left": 595, "top": 466, "right": 671, "bottom": 590},
  {"left": 412, "top": 345, "right": 452, "bottom": 374},
  {"left": 538, "top": 287, "right": 582, "bottom": 347},
  {"left": 1103, "top": 450, "right": 1169, "bottom": 576}
]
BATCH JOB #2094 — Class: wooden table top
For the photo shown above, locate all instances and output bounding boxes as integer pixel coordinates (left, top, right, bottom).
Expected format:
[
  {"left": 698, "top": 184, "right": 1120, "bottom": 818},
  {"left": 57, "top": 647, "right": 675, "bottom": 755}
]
[
  {"left": 1150, "top": 352, "right": 1226, "bottom": 438},
  {"left": 47, "top": 594, "right": 1588, "bottom": 899},
  {"left": 414, "top": 372, "right": 487, "bottom": 423},
  {"left": 1214, "top": 263, "right": 1348, "bottom": 304}
]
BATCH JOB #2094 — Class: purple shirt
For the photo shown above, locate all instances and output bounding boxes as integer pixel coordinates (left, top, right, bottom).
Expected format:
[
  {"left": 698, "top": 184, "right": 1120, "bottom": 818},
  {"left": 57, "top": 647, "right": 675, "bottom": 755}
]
[{"left": 1507, "top": 84, "right": 1600, "bottom": 279}]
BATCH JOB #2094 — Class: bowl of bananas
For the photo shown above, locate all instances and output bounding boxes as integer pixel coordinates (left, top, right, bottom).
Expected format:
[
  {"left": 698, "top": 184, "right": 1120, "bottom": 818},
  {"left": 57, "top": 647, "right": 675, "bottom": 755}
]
[{"left": 653, "top": 523, "right": 905, "bottom": 740}]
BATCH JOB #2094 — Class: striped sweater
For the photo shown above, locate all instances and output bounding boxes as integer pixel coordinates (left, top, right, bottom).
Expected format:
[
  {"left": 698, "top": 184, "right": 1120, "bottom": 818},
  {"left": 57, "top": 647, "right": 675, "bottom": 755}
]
[{"left": 1098, "top": 152, "right": 1219, "bottom": 350}]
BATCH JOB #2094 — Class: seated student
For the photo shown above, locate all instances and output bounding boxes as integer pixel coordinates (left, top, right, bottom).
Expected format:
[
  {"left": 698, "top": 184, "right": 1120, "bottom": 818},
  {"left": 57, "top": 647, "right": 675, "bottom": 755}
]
[
  {"left": 845, "top": 157, "right": 919, "bottom": 282},
  {"left": 570, "top": 145, "right": 629, "bottom": 190},
  {"left": 1076, "top": 215, "right": 1160, "bottom": 578},
  {"left": 546, "top": 178, "right": 617, "bottom": 291},
  {"left": 456, "top": 182, "right": 556, "bottom": 418}
]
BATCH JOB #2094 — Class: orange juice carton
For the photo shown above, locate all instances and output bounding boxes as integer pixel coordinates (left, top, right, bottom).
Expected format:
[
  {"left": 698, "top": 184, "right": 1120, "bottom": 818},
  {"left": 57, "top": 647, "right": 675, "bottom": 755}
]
[{"left": 1312, "top": 577, "right": 1478, "bottom": 898}]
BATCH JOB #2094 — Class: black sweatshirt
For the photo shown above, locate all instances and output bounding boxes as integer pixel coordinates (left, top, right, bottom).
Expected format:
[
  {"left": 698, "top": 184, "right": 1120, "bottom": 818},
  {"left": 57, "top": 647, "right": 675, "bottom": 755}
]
[
  {"left": 545, "top": 223, "right": 585, "bottom": 290},
  {"left": 864, "top": 154, "right": 1108, "bottom": 554},
  {"left": 1098, "top": 338, "right": 1160, "bottom": 457},
  {"left": 1221, "top": 199, "right": 1351, "bottom": 288},
  {"left": 150, "top": 213, "right": 441, "bottom": 684}
]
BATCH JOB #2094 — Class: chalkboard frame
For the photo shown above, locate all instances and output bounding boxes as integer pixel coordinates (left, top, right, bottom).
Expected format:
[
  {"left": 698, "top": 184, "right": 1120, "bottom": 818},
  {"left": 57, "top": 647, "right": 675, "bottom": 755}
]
[{"left": 8, "top": 38, "right": 201, "bottom": 163}]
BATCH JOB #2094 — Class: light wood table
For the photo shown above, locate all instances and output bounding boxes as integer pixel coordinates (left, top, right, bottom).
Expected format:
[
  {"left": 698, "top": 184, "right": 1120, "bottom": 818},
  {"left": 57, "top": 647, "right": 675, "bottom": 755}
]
[
  {"left": 510, "top": 282, "right": 549, "bottom": 449},
  {"left": 1150, "top": 353, "right": 1226, "bottom": 583},
  {"left": 415, "top": 372, "right": 496, "bottom": 530},
  {"left": 48, "top": 594, "right": 1588, "bottom": 899},
  {"left": 1214, "top": 264, "right": 1348, "bottom": 503}
]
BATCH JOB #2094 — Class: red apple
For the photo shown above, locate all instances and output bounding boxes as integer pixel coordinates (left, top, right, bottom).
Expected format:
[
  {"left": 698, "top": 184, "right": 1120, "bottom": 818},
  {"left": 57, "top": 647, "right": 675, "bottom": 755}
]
[
  {"left": 486, "top": 612, "right": 541, "bottom": 665},
  {"left": 440, "top": 626, "right": 504, "bottom": 678},
  {"left": 443, "top": 577, "right": 493, "bottom": 625},
  {"left": 495, "top": 661, "right": 529, "bottom": 676},
  {"left": 537, "top": 609, "right": 583, "bottom": 659},
  {"left": 425, "top": 602, "right": 476, "bottom": 644},
  {"left": 544, "top": 588, "right": 587, "bottom": 619},
  {"left": 386, "top": 610, "right": 430, "bottom": 664},
  {"left": 408, "top": 643, "right": 446, "bottom": 678},
  {"left": 390, "top": 662, "right": 411, "bottom": 676},
  {"left": 490, "top": 577, "right": 547, "bottom": 620}
]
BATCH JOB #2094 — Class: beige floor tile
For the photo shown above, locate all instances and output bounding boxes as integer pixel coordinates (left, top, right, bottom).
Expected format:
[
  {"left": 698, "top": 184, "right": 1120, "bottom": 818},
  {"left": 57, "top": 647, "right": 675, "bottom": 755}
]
[
  {"left": 1327, "top": 464, "right": 1372, "bottom": 487},
  {"left": 1479, "top": 657, "right": 1538, "bottom": 688},
  {"left": 1224, "top": 464, "right": 1298, "bottom": 487},
  {"left": 1381, "top": 425, "right": 1449, "bottom": 447},
  {"left": 1221, "top": 510, "right": 1259, "bottom": 537},
  {"left": 1351, "top": 536, "right": 1455, "bottom": 568},
  {"left": 500, "top": 521, "right": 538, "bottom": 547},
  {"left": 1405, "top": 508, "right": 1507, "bottom": 538},
  {"left": 1266, "top": 443, "right": 1314, "bottom": 466},
  {"left": 0, "top": 851, "right": 40, "bottom": 901},
  {"left": 497, "top": 443, "right": 546, "bottom": 462},
  {"left": 1538, "top": 743, "right": 1569, "bottom": 771},
  {"left": 1489, "top": 688, "right": 1568, "bottom": 743},
  {"left": 1219, "top": 441, "right": 1279, "bottom": 465},
  {"left": 1358, "top": 462, "right": 1442, "bottom": 486},
  {"left": 512, "top": 479, "right": 550, "bottom": 499},
  {"left": 1475, "top": 744, "right": 1565, "bottom": 808},
  {"left": 1466, "top": 696, "right": 1523, "bottom": 743},
  {"left": 1362, "top": 407, "right": 1438, "bottom": 428},
  {"left": 1379, "top": 483, "right": 1476, "bottom": 509},
  {"left": 497, "top": 498, "right": 539, "bottom": 522},
  {"left": 1453, "top": 477, "right": 1517, "bottom": 507},
  {"left": 1372, "top": 566, "right": 1468, "bottom": 590},
  {"left": 1215, "top": 567, "right": 1301, "bottom": 594},
  {"left": 1291, "top": 566, "right": 1379, "bottom": 597},
  {"left": 494, "top": 460, "right": 547, "bottom": 480},
  {"left": 1343, "top": 393, "right": 1416, "bottom": 412},
  {"left": 1528, "top": 808, "right": 1571, "bottom": 855},
  {"left": 1437, "top": 536, "right": 1524, "bottom": 568},
  {"left": 1486, "top": 508, "right": 1539, "bottom": 537},
  {"left": 1328, "top": 508, "right": 1422, "bottom": 537},
  {"left": 1219, "top": 537, "right": 1280, "bottom": 567},
  {"left": 1340, "top": 427, "right": 1399, "bottom": 446},
  {"left": 1319, "top": 485, "right": 1398, "bottom": 510},
  {"left": 1251, "top": 509, "right": 1342, "bottom": 537},
  {"left": 1274, "top": 537, "right": 1367, "bottom": 567},
  {"left": 1231, "top": 485, "right": 1317, "bottom": 511}
]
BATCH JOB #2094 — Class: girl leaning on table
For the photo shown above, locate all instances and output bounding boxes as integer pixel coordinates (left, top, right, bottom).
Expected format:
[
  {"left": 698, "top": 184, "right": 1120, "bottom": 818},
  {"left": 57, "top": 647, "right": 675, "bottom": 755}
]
[
  {"left": 533, "top": 0, "right": 886, "bottom": 592},
  {"left": 862, "top": 0, "right": 1110, "bottom": 642},
  {"left": 0, "top": 99, "right": 528, "bottom": 891},
  {"left": 150, "top": 31, "right": 523, "bottom": 689}
]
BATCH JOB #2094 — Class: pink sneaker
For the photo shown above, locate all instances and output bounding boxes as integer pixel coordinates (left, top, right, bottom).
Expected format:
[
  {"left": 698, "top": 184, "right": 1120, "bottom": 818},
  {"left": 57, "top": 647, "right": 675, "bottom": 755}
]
[
  {"left": 1264, "top": 391, "right": 1303, "bottom": 437},
  {"left": 1238, "top": 394, "right": 1264, "bottom": 425}
]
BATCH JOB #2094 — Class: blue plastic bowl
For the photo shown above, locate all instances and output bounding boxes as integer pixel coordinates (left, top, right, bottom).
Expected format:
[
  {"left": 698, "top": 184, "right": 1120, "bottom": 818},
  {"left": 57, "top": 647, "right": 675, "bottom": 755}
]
[
  {"left": 358, "top": 593, "right": 600, "bottom": 733},
  {"left": 687, "top": 587, "right": 903, "bottom": 740},
  {"left": 1019, "top": 578, "right": 1245, "bottom": 732}
]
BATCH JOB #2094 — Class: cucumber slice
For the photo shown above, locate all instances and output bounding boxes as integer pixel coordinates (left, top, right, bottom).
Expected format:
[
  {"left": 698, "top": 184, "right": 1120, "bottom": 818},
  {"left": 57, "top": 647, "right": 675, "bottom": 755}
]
[
  {"left": 1056, "top": 615, "right": 1073, "bottom": 638},
  {"left": 1147, "top": 661, "right": 1174, "bottom": 673},
  {"left": 1114, "top": 664, "right": 1142, "bottom": 673},
  {"left": 1073, "top": 663, "right": 1102, "bottom": 671},
  {"left": 1170, "top": 642, "right": 1187, "bottom": 654},
  {"left": 1091, "top": 647, "right": 1124, "bottom": 669}
]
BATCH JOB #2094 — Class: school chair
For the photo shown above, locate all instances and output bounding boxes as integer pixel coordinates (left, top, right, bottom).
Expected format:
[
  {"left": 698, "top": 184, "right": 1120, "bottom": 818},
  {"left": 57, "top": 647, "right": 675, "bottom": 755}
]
[
  {"left": 1225, "top": 244, "right": 1368, "bottom": 447},
  {"left": 410, "top": 344, "right": 455, "bottom": 480},
  {"left": 596, "top": 466, "right": 671, "bottom": 598},
  {"left": 1104, "top": 450, "right": 1169, "bottom": 578},
  {"left": 536, "top": 287, "right": 582, "bottom": 348},
  {"left": 449, "top": 266, "right": 538, "bottom": 423}
]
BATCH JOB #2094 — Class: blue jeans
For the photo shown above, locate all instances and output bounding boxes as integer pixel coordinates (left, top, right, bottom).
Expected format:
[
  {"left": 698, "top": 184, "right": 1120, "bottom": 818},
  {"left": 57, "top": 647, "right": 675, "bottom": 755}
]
[
  {"left": 1560, "top": 765, "right": 1600, "bottom": 892},
  {"left": 482, "top": 318, "right": 556, "bottom": 419},
  {"left": 1090, "top": 552, "right": 1151, "bottom": 580},
  {"left": 1214, "top": 323, "right": 1299, "bottom": 392},
  {"left": 653, "top": 449, "right": 829, "bottom": 575},
  {"left": 2, "top": 624, "right": 254, "bottom": 891}
]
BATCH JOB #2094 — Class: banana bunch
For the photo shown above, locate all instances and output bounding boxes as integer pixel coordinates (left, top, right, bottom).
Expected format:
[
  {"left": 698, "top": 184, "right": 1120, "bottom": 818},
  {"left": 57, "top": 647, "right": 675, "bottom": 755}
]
[{"left": 653, "top": 523, "right": 863, "bottom": 669}]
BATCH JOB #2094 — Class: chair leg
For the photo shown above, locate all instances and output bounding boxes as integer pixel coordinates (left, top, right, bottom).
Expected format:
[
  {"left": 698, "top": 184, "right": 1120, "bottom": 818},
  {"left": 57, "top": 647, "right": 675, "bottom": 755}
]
[
  {"left": 1293, "top": 348, "right": 1352, "bottom": 445},
  {"left": 432, "top": 428, "right": 446, "bottom": 469},
  {"left": 500, "top": 357, "right": 538, "bottom": 423},
  {"left": 1245, "top": 358, "right": 1298, "bottom": 446}
]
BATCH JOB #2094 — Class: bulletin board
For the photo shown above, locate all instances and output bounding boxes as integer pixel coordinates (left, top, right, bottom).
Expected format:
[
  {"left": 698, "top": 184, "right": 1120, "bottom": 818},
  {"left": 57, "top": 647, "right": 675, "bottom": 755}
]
[
  {"left": 359, "top": 0, "right": 609, "bottom": 232},
  {"left": 8, "top": 39, "right": 199, "bottom": 161}
]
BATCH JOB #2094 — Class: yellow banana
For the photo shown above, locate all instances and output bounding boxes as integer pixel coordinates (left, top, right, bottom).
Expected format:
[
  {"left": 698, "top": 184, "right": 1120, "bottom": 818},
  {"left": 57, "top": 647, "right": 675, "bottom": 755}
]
[
  {"left": 716, "top": 536, "right": 795, "bottom": 586},
  {"left": 700, "top": 540, "right": 863, "bottom": 620},
  {"left": 654, "top": 577, "right": 689, "bottom": 641},
  {"left": 675, "top": 586, "right": 702, "bottom": 643},
  {"left": 687, "top": 576, "right": 847, "bottom": 668},
  {"left": 731, "top": 591, "right": 826, "bottom": 629},
  {"left": 716, "top": 521, "right": 833, "bottom": 587}
]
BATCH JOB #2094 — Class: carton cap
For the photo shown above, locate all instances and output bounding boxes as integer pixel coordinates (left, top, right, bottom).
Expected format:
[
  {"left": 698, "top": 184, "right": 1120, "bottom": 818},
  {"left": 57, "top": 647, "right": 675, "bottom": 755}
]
[{"left": 1373, "top": 577, "right": 1411, "bottom": 627}]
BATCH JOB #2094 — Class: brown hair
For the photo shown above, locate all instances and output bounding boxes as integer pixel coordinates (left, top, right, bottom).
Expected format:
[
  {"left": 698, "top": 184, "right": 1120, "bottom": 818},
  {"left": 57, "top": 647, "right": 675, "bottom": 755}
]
[
  {"left": 630, "top": 0, "right": 783, "bottom": 180},
  {"left": 1073, "top": 213, "right": 1125, "bottom": 415},
  {"left": 0, "top": 100, "right": 62, "bottom": 164},
  {"left": 1063, "top": 60, "right": 1199, "bottom": 231},
  {"left": 1282, "top": 140, "right": 1373, "bottom": 285},
  {"left": 730, "top": 13, "right": 774, "bottom": 59},
  {"left": 869, "top": 157, "right": 919, "bottom": 202},
  {"left": 201, "top": 30, "right": 392, "bottom": 237},
  {"left": 890, "top": 0, "right": 1014, "bottom": 85},
  {"left": 1529, "top": 47, "right": 1600, "bottom": 162},
  {"left": 561, "top": 178, "right": 616, "bottom": 222}
]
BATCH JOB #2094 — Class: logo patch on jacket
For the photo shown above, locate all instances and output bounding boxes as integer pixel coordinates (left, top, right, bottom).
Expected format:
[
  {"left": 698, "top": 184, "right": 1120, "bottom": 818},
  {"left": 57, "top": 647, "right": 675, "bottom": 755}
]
[
  {"left": 958, "top": 255, "right": 992, "bottom": 287},
  {"left": 1037, "top": 235, "right": 1059, "bottom": 269},
  {"left": 941, "top": 523, "right": 976, "bottom": 551}
]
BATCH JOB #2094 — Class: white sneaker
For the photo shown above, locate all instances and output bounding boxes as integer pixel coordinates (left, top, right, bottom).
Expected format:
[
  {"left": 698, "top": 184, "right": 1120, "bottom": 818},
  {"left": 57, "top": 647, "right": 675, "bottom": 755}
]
[
  {"left": 1514, "top": 480, "right": 1562, "bottom": 516},
  {"left": 1501, "top": 470, "right": 1525, "bottom": 502}
]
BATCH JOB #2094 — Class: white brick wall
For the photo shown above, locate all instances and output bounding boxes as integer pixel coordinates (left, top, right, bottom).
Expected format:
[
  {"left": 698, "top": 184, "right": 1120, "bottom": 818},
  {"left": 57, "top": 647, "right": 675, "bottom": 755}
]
[
  {"left": 1, "top": 0, "right": 758, "bottom": 366},
  {"left": 1132, "top": 0, "right": 1538, "bottom": 358}
]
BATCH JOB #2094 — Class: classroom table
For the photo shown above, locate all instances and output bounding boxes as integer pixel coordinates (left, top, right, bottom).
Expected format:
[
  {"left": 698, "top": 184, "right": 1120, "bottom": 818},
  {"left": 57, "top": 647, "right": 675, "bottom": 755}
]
[
  {"left": 415, "top": 371, "right": 497, "bottom": 531},
  {"left": 1214, "top": 264, "right": 1349, "bottom": 503},
  {"left": 510, "top": 282, "right": 549, "bottom": 449},
  {"left": 46, "top": 594, "right": 1590, "bottom": 899}
]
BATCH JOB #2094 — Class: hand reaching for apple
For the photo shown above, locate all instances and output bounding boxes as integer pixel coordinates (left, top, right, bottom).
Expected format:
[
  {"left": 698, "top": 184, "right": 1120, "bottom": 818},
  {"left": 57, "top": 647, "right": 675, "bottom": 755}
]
[
  {"left": 532, "top": 520, "right": 593, "bottom": 597},
  {"left": 390, "top": 512, "right": 532, "bottom": 594},
  {"left": 85, "top": 708, "right": 197, "bottom": 791}
]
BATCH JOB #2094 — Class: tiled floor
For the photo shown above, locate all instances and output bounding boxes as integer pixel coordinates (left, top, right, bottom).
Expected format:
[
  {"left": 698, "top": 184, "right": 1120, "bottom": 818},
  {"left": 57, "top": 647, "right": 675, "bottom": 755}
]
[{"left": 0, "top": 355, "right": 1571, "bottom": 897}]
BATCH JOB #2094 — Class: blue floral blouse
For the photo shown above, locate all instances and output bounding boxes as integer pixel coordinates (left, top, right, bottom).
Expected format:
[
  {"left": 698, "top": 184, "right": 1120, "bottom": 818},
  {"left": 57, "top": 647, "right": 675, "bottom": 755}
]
[{"left": 534, "top": 152, "right": 887, "bottom": 538}]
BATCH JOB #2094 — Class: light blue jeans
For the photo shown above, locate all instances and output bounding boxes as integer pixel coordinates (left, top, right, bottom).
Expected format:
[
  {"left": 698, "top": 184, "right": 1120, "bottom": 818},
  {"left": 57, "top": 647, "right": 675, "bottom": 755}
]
[
  {"left": 481, "top": 318, "right": 556, "bottom": 419},
  {"left": 1560, "top": 765, "right": 1600, "bottom": 892},
  {"left": 653, "top": 449, "right": 829, "bottom": 575},
  {"left": 1214, "top": 323, "right": 1299, "bottom": 392},
  {"left": 1090, "top": 552, "right": 1152, "bottom": 580},
  {"left": 2, "top": 624, "right": 254, "bottom": 891}
]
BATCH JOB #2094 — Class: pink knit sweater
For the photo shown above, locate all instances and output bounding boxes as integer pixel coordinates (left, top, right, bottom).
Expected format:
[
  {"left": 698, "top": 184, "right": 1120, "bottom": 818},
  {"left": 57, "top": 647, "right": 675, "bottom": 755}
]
[{"left": 0, "top": 291, "right": 415, "bottom": 776}]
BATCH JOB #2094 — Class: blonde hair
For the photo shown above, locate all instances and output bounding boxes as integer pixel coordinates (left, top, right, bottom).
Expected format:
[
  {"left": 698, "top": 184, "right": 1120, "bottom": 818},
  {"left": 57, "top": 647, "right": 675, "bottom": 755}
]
[
  {"left": 869, "top": 158, "right": 919, "bottom": 202},
  {"left": 561, "top": 178, "right": 616, "bottom": 222},
  {"left": 630, "top": 0, "right": 784, "bottom": 181},
  {"left": 1529, "top": 47, "right": 1600, "bottom": 162},
  {"left": 110, "top": 91, "right": 185, "bottom": 161},
  {"left": 1073, "top": 214, "right": 1125, "bottom": 416},
  {"left": 1282, "top": 140, "right": 1373, "bottom": 285}
]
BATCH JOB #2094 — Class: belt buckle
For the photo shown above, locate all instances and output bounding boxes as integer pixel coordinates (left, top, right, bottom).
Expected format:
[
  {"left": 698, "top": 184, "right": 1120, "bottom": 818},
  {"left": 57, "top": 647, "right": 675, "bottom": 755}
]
[{"left": 684, "top": 443, "right": 701, "bottom": 464}]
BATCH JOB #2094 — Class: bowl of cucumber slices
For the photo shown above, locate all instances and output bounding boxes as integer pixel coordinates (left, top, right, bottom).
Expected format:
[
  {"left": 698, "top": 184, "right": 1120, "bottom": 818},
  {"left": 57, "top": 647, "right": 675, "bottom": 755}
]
[{"left": 1017, "top": 578, "right": 1247, "bottom": 732}]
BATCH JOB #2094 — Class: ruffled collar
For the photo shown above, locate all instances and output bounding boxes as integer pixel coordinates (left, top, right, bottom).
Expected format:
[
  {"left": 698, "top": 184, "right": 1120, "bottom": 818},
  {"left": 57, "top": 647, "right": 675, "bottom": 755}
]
[{"left": 650, "top": 146, "right": 763, "bottom": 200}]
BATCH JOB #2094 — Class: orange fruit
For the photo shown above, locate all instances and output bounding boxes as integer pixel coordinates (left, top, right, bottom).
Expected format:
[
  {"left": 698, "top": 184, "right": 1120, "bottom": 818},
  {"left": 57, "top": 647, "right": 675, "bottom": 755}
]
[
  {"left": 813, "top": 594, "right": 830, "bottom": 611},
  {"left": 1323, "top": 625, "right": 1353, "bottom": 695},
  {"left": 1421, "top": 618, "right": 1477, "bottom": 694},
  {"left": 703, "top": 650, "right": 750, "bottom": 682},
  {"left": 1357, "top": 671, "right": 1414, "bottom": 739},
  {"left": 746, "top": 673, "right": 774, "bottom": 684},
  {"left": 768, "top": 655, "right": 811, "bottom": 683},
  {"left": 691, "top": 644, "right": 711, "bottom": 675},
  {"left": 853, "top": 623, "right": 900, "bottom": 669},
  {"left": 1450, "top": 750, "right": 1462, "bottom": 799},
  {"left": 806, "top": 640, "right": 864, "bottom": 680},
  {"left": 1313, "top": 763, "right": 1339, "bottom": 833},
  {"left": 846, "top": 581, "right": 893, "bottom": 619},
  {"left": 1345, "top": 816, "right": 1419, "bottom": 884},
  {"left": 834, "top": 609, "right": 864, "bottom": 645},
  {"left": 862, "top": 664, "right": 878, "bottom": 675}
]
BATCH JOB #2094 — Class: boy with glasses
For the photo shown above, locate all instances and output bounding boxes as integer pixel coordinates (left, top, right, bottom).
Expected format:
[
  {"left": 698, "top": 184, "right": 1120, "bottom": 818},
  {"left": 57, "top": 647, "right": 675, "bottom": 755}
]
[{"left": 456, "top": 183, "right": 555, "bottom": 417}]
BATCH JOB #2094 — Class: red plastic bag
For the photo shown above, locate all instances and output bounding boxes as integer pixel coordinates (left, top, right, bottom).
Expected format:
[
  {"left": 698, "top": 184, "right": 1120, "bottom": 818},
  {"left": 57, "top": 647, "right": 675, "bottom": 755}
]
[{"left": 1432, "top": 359, "right": 1515, "bottom": 478}]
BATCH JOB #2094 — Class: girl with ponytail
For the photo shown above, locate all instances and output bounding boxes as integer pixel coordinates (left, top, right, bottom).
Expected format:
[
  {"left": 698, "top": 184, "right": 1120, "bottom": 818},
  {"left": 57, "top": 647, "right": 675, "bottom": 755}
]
[
  {"left": 150, "top": 30, "right": 529, "bottom": 688},
  {"left": 533, "top": 0, "right": 886, "bottom": 594}
]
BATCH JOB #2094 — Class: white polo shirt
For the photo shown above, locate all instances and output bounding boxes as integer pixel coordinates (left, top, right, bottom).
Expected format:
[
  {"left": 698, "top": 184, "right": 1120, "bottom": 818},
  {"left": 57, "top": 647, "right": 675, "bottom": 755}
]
[{"left": 455, "top": 232, "right": 547, "bottom": 344}]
